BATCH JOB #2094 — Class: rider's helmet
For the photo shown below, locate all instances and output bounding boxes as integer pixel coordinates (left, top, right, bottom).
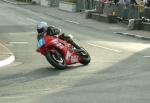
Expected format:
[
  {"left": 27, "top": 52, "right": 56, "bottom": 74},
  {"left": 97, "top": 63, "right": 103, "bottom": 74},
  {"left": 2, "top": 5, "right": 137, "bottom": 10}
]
[{"left": 37, "top": 21, "right": 48, "bottom": 34}]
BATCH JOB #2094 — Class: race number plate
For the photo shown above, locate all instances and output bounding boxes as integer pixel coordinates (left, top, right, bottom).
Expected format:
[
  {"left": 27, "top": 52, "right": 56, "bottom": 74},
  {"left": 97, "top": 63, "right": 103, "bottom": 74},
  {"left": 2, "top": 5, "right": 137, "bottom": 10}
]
[{"left": 37, "top": 38, "right": 45, "bottom": 48}]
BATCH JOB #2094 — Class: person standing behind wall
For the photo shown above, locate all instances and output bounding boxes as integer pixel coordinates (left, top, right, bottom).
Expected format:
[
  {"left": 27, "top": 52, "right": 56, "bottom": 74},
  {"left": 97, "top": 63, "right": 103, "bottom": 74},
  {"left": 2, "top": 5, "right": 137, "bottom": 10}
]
[
  {"left": 144, "top": 0, "right": 147, "bottom": 6},
  {"left": 144, "top": 0, "right": 150, "bottom": 19},
  {"left": 100, "top": 0, "right": 109, "bottom": 13},
  {"left": 130, "top": 0, "right": 139, "bottom": 19},
  {"left": 117, "top": 0, "right": 125, "bottom": 18},
  {"left": 144, "top": 0, "right": 150, "bottom": 7},
  {"left": 124, "top": 0, "right": 131, "bottom": 19},
  {"left": 146, "top": 0, "right": 150, "bottom": 6},
  {"left": 131, "top": 0, "right": 137, "bottom": 4},
  {"left": 139, "top": 0, "right": 145, "bottom": 18},
  {"left": 114, "top": 0, "right": 119, "bottom": 4}
]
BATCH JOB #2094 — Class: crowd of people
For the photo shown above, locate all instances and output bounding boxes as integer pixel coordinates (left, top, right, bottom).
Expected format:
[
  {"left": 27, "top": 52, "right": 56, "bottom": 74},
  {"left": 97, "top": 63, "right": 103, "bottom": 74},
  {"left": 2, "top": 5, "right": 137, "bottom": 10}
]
[
  {"left": 99, "top": 0, "right": 150, "bottom": 19},
  {"left": 100, "top": 0, "right": 150, "bottom": 7}
]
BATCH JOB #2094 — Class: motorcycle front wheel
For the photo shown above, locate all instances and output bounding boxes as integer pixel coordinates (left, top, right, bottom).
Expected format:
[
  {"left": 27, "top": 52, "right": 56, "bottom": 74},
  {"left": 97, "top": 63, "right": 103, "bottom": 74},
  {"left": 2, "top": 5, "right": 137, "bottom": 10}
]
[
  {"left": 79, "top": 47, "right": 91, "bottom": 65},
  {"left": 45, "top": 49, "right": 67, "bottom": 70}
]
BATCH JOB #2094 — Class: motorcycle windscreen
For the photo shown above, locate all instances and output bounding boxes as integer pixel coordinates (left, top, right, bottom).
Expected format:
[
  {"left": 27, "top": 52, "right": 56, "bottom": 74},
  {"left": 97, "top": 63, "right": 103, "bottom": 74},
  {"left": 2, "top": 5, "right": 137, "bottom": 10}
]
[{"left": 37, "top": 38, "right": 45, "bottom": 48}]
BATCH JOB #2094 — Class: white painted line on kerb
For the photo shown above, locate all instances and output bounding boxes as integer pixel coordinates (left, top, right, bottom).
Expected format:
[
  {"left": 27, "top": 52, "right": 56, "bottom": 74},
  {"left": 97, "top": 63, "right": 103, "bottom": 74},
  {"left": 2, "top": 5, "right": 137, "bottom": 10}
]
[
  {"left": 9, "top": 42, "right": 28, "bottom": 44},
  {"left": 87, "top": 43, "right": 122, "bottom": 53},
  {"left": 65, "top": 20, "right": 80, "bottom": 25},
  {"left": 0, "top": 55, "right": 15, "bottom": 68}
]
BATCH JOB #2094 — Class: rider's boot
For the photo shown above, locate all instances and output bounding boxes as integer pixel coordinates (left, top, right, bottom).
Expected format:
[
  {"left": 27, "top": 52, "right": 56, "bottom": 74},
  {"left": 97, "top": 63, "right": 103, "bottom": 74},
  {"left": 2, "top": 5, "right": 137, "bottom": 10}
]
[
  {"left": 60, "top": 33, "right": 83, "bottom": 53},
  {"left": 68, "top": 40, "right": 83, "bottom": 54}
]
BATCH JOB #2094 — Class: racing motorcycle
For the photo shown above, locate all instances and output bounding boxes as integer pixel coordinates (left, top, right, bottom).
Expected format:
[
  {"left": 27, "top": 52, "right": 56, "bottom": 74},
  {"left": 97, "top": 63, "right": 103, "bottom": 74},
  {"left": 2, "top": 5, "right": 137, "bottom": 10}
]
[{"left": 36, "top": 34, "right": 91, "bottom": 70}]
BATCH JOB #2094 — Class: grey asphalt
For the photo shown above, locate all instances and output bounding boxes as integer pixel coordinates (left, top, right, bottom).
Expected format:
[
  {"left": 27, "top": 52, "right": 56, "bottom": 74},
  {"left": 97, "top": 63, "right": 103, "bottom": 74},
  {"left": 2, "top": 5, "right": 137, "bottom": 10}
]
[
  {"left": 0, "top": 0, "right": 150, "bottom": 63},
  {"left": 1, "top": 0, "right": 150, "bottom": 62},
  {"left": 1, "top": 1, "right": 150, "bottom": 103}
]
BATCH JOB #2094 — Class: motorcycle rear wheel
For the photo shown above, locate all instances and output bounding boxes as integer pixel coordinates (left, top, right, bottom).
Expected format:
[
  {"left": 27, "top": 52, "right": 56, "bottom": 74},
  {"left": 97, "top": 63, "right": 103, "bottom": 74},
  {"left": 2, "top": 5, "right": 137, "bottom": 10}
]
[{"left": 45, "top": 49, "right": 67, "bottom": 70}]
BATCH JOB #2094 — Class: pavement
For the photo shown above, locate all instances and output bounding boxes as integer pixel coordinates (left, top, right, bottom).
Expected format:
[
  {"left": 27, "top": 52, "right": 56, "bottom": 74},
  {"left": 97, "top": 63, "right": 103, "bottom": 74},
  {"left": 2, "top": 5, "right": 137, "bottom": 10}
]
[
  {"left": 0, "top": 0, "right": 150, "bottom": 67},
  {"left": 0, "top": 43, "right": 10, "bottom": 61},
  {"left": 0, "top": 43, "right": 15, "bottom": 68},
  {"left": 2, "top": 0, "right": 31, "bottom": 5}
]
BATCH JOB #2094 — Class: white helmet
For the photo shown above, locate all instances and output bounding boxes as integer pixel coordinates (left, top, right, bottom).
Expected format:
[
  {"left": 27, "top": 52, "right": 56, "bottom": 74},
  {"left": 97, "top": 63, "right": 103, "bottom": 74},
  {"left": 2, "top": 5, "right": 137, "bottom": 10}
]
[{"left": 37, "top": 21, "right": 48, "bottom": 33}]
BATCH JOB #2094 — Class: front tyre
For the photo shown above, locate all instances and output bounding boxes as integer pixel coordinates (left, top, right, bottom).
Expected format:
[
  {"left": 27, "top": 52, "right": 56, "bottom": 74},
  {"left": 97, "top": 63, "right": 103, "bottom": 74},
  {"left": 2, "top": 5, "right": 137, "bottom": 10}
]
[
  {"left": 79, "top": 47, "right": 91, "bottom": 65},
  {"left": 45, "top": 49, "right": 67, "bottom": 70}
]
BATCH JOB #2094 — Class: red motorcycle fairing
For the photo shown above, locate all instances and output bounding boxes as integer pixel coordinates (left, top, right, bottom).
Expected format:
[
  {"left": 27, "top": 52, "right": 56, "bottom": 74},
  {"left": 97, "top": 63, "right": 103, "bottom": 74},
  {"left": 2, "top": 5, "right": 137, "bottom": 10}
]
[{"left": 37, "top": 35, "right": 81, "bottom": 65}]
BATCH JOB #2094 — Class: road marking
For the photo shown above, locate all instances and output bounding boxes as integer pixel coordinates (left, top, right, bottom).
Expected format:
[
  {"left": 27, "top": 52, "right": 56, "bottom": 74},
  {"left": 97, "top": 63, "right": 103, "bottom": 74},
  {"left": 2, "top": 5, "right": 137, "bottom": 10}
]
[
  {"left": 0, "top": 55, "right": 15, "bottom": 68},
  {"left": 87, "top": 43, "right": 121, "bottom": 53},
  {"left": 9, "top": 42, "right": 28, "bottom": 44},
  {"left": 0, "top": 87, "right": 65, "bottom": 99},
  {"left": 109, "top": 27, "right": 124, "bottom": 30},
  {"left": 144, "top": 56, "right": 150, "bottom": 58},
  {"left": 9, "top": 31, "right": 35, "bottom": 35},
  {"left": 0, "top": 43, "right": 15, "bottom": 68},
  {"left": 65, "top": 20, "right": 80, "bottom": 25}
]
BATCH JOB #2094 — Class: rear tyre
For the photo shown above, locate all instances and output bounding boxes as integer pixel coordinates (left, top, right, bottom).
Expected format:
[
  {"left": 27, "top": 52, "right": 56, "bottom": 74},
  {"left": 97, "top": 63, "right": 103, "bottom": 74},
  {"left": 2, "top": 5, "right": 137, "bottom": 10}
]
[
  {"left": 79, "top": 47, "right": 91, "bottom": 65},
  {"left": 45, "top": 49, "right": 67, "bottom": 70}
]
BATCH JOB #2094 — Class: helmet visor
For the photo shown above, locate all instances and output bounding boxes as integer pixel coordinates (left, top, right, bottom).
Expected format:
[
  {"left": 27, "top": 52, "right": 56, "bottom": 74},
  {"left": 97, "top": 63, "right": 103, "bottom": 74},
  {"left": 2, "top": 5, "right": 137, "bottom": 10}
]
[{"left": 37, "top": 28, "right": 44, "bottom": 34}]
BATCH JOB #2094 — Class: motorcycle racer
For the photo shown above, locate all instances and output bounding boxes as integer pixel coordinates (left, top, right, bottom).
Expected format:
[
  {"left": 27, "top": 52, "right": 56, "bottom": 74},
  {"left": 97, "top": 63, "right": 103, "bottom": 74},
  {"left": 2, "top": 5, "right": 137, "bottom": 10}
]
[
  {"left": 37, "top": 21, "right": 81, "bottom": 51},
  {"left": 36, "top": 21, "right": 91, "bottom": 69}
]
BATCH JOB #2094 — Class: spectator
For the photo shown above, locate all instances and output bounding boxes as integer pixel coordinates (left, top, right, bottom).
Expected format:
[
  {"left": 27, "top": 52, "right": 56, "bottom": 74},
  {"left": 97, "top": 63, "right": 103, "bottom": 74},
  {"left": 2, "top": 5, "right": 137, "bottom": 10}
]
[
  {"left": 139, "top": 0, "right": 145, "bottom": 18},
  {"left": 124, "top": 0, "right": 130, "bottom": 5},
  {"left": 118, "top": 0, "right": 125, "bottom": 4},
  {"left": 114, "top": 0, "right": 119, "bottom": 4},
  {"left": 146, "top": 0, "right": 150, "bottom": 7},
  {"left": 101, "top": 0, "right": 109, "bottom": 3},
  {"left": 117, "top": 0, "right": 125, "bottom": 18},
  {"left": 130, "top": 0, "right": 138, "bottom": 18},
  {"left": 130, "top": 0, "right": 138, "bottom": 5},
  {"left": 100, "top": 0, "right": 109, "bottom": 13},
  {"left": 144, "top": 0, "right": 148, "bottom": 6}
]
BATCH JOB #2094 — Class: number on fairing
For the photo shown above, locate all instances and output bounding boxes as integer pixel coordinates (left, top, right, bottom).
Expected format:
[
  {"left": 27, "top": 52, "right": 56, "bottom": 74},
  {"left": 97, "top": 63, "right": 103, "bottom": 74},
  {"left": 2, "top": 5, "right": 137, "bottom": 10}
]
[
  {"left": 37, "top": 38, "right": 45, "bottom": 48},
  {"left": 71, "top": 56, "right": 78, "bottom": 63},
  {"left": 52, "top": 39, "right": 64, "bottom": 49}
]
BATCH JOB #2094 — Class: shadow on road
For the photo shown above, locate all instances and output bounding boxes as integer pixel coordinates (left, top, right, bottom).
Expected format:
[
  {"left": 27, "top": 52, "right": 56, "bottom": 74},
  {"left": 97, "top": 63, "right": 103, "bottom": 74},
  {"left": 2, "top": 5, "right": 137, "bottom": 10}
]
[
  {"left": 0, "top": 64, "right": 85, "bottom": 88},
  {"left": 34, "top": 47, "right": 150, "bottom": 103}
]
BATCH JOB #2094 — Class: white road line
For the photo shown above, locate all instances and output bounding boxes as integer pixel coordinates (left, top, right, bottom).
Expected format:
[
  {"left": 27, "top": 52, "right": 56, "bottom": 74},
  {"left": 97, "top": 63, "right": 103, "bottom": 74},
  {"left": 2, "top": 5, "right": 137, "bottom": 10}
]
[
  {"left": 9, "top": 31, "right": 35, "bottom": 35},
  {"left": 87, "top": 43, "right": 122, "bottom": 53},
  {"left": 0, "top": 43, "right": 15, "bottom": 68},
  {"left": 9, "top": 42, "right": 28, "bottom": 44},
  {"left": 144, "top": 56, "right": 150, "bottom": 58},
  {"left": 0, "top": 55, "right": 15, "bottom": 68},
  {"left": 109, "top": 27, "right": 124, "bottom": 30},
  {"left": 0, "top": 95, "right": 27, "bottom": 99},
  {"left": 65, "top": 20, "right": 80, "bottom": 25}
]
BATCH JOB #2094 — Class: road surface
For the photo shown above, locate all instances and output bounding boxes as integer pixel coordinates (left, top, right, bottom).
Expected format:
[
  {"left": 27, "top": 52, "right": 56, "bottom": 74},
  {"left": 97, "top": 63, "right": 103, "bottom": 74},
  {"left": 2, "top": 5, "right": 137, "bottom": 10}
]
[{"left": 0, "top": 1, "right": 150, "bottom": 103}]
